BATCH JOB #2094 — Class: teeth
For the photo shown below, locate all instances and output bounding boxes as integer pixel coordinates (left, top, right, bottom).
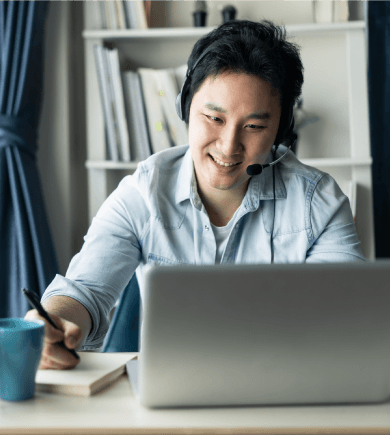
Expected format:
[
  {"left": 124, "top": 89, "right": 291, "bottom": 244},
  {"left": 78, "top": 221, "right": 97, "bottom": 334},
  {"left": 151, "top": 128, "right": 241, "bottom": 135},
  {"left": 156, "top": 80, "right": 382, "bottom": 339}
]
[{"left": 212, "top": 155, "right": 240, "bottom": 167}]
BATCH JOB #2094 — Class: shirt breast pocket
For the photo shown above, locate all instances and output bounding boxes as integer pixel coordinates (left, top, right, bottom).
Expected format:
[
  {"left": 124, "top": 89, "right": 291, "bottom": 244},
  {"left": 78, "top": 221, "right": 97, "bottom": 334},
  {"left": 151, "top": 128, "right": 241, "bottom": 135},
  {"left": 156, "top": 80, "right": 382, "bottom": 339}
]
[{"left": 263, "top": 198, "right": 308, "bottom": 236}]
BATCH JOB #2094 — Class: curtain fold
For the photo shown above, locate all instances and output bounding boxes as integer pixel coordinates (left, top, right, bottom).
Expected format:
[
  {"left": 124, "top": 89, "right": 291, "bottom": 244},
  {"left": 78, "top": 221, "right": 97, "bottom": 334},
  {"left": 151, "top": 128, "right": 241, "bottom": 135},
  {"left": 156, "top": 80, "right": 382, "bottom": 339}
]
[
  {"left": 0, "top": 1, "right": 58, "bottom": 318},
  {"left": 367, "top": 1, "right": 390, "bottom": 258}
]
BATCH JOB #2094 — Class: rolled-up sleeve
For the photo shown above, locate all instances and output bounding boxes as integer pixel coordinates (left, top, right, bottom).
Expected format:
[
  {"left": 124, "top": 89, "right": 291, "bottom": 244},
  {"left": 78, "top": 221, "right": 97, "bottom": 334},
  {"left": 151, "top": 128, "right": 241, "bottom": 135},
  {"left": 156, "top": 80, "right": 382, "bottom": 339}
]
[
  {"left": 41, "top": 175, "right": 148, "bottom": 349},
  {"left": 306, "top": 174, "right": 366, "bottom": 263}
]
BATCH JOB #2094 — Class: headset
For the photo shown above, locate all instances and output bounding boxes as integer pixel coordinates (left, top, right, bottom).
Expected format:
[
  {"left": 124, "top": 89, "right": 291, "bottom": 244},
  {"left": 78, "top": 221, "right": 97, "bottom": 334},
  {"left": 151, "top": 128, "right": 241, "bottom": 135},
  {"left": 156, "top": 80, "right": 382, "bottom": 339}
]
[{"left": 175, "top": 32, "right": 298, "bottom": 262}]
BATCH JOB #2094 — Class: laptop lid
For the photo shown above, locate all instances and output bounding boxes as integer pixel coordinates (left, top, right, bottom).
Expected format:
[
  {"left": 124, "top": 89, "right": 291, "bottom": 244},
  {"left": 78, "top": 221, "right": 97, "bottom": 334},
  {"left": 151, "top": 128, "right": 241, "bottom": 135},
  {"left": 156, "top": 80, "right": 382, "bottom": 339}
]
[{"left": 137, "top": 262, "right": 390, "bottom": 408}]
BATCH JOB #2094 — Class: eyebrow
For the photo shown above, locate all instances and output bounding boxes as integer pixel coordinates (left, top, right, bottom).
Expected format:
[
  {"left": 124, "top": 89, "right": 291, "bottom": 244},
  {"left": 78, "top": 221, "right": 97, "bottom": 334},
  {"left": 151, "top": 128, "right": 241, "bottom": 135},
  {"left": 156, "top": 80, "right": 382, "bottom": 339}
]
[{"left": 204, "top": 102, "right": 271, "bottom": 120}]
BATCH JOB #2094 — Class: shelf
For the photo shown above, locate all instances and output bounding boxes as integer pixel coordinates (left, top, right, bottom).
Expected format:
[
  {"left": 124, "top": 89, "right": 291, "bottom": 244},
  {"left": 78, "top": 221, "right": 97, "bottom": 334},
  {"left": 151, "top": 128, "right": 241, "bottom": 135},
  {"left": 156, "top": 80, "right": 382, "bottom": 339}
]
[
  {"left": 85, "top": 157, "right": 372, "bottom": 171},
  {"left": 300, "top": 157, "right": 372, "bottom": 167},
  {"left": 85, "top": 160, "right": 140, "bottom": 170},
  {"left": 284, "top": 20, "right": 366, "bottom": 35},
  {"left": 82, "top": 21, "right": 366, "bottom": 40}
]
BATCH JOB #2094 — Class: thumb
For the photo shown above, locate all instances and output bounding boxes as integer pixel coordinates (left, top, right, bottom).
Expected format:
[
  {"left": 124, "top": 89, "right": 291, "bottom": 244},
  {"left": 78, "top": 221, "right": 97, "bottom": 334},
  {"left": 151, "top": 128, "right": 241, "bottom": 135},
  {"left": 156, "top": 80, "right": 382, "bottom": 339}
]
[{"left": 62, "top": 320, "right": 82, "bottom": 349}]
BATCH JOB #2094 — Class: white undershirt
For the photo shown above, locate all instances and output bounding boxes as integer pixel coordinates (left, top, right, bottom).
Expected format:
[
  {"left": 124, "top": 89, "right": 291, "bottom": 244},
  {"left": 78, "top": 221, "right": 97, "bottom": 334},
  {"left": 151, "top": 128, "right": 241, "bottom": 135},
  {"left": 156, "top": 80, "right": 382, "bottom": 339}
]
[{"left": 210, "top": 207, "right": 241, "bottom": 264}]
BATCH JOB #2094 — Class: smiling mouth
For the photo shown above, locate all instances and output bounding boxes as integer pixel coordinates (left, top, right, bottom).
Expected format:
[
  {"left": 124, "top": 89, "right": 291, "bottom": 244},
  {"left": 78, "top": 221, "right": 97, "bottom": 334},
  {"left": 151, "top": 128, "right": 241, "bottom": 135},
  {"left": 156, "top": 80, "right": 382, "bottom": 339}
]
[{"left": 210, "top": 154, "right": 242, "bottom": 167}]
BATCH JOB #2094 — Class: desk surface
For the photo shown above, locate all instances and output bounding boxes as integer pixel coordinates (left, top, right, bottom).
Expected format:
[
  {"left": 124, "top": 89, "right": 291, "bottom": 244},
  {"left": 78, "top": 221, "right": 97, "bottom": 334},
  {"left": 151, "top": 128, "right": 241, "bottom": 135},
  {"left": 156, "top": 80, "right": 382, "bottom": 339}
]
[{"left": 2, "top": 353, "right": 390, "bottom": 435}]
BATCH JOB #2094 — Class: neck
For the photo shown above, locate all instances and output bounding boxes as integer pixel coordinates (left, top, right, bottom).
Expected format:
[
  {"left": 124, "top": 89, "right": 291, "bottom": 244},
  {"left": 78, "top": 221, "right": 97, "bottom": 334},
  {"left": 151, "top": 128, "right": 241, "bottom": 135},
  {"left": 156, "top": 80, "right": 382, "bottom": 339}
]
[{"left": 197, "top": 180, "right": 249, "bottom": 227}]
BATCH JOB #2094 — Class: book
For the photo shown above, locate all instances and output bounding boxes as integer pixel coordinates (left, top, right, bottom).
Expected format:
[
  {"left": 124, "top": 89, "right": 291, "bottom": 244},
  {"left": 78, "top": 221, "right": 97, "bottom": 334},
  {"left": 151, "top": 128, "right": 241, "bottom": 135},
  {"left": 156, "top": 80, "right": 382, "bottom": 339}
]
[
  {"left": 122, "top": 70, "right": 152, "bottom": 161},
  {"left": 334, "top": 0, "right": 349, "bottom": 22},
  {"left": 103, "top": 2, "right": 111, "bottom": 30},
  {"left": 138, "top": 68, "right": 172, "bottom": 154},
  {"left": 99, "top": 1, "right": 149, "bottom": 30},
  {"left": 103, "top": 47, "right": 122, "bottom": 159},
  {"left": 153, "top": 68, "right": 189, "bottom": 147},
  {"left": 144, "top": 1, "right": 152, "bottom": 27},
  {"left": 115, "top": 0, "right": 127, "bottom": 30},
  {"left": 108, "top": 1, "right": 119, "bottom": 30},
  {"left": 122, "top": 0, "right": 148, "bottom": 29},
  {"left": 123, "top": 0, "right": 138, "bottom": 29},
  {"left": 91, "top": 1, "right": 105, "bottom": 30},
  {"left": 312, "top": 0, "right": 335, "bottom": 23},
  {"left": 108, "top": 48, "right": 131, "bottom": 161},
  {"left": 134, "top": 71, "right": 153, "bottom": 160},
  {"left": 35, "top": 352, "right": 137, "bottom": 397},
  {"left": 134, "top": 0, "right": 149, "bottom": 29},
  {"left": 99, "top": 2, "right": 107, "bottom": 30},
  {"left": 93, "top": 45, "right": 120, "bottom": 161}
]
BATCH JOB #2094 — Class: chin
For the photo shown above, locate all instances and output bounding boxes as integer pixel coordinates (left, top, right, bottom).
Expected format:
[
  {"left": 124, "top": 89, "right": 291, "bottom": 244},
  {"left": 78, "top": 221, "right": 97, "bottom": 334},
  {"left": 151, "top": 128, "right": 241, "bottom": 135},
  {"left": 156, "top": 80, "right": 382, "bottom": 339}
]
[
  {"left": 210, "top": 183, "right": 233, "bottom": 191},
  {"left": 209, "top": 177, "right": 245, "bottom": 191}
]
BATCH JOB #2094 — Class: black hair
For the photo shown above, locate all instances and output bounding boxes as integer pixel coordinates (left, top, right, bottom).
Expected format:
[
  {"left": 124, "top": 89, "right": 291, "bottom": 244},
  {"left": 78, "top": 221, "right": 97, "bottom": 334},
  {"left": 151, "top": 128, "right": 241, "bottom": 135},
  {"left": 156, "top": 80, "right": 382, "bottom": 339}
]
[{"left": 183, "top": 19, "right": 304, "bottom": 126}]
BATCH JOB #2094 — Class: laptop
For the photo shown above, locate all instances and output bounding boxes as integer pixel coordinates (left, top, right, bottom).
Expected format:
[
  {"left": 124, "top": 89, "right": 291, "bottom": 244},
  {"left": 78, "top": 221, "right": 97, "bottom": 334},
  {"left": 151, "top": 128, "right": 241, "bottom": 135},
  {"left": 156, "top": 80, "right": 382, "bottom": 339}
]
[{"left": 127, "top": 261, "right": 390, "bottom": 408}]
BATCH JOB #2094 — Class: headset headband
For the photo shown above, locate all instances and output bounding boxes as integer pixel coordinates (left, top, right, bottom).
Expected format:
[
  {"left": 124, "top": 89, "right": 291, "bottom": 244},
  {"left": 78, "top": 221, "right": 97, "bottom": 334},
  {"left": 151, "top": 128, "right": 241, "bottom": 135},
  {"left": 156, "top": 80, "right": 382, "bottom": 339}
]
[{"left": 175, "top": 33, "right": 295, "bottom": 146}]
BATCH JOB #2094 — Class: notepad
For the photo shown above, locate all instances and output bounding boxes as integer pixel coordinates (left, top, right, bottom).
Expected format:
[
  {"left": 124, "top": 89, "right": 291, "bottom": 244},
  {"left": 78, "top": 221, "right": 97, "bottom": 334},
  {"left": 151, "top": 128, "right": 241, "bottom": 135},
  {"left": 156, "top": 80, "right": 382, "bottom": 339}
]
[{"left": 35, "top": 352, "right": 137, "bottom": 397}]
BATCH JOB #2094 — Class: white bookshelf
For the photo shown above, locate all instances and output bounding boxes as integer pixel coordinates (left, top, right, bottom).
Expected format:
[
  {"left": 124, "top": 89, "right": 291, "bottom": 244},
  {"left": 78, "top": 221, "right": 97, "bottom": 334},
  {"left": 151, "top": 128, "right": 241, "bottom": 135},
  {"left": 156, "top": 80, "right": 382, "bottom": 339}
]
[
  {"left": 83, "top": 3, "right": 375, "bottom": 260},
  {"left": 85, "top": 157, "right": 372, "bottom": 171},
  {"left": 82, "top": 20, "right": 366, "bottom": 40}
]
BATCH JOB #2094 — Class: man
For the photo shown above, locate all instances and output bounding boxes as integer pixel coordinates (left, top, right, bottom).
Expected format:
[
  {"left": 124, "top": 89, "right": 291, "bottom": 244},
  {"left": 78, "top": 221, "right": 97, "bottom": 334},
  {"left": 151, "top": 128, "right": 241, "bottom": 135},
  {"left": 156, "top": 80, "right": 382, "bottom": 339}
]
[{"left": 25, "top": 19, "right": 365, "bottom": 370}]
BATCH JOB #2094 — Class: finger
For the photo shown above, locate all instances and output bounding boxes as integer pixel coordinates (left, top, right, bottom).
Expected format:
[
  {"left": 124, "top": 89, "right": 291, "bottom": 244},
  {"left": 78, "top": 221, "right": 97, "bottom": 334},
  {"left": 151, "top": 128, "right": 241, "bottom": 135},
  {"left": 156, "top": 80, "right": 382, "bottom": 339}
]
[
  {"left": 39, "top": 360, "right": 63, "bottom": 370},
  {"left": 39, "top": 351, "right": 80, "bottom": 370},
  {"left": 62, "top": 322, "right": 83, "bottom": 351},
  {"left": 39, "top": 354, "right": 62, "bottom": 370},
  {"left": 25, "top": 309, "right": 64, "bottom": 344},
  {"left": 25, "top": 309, "right": 81, "bottom": 368},
  {"left": 39, "top": 360, "right": 75, "bottom": 370},
  {"left": 44, "top": 341, "right": 80, "bottom": 368}
]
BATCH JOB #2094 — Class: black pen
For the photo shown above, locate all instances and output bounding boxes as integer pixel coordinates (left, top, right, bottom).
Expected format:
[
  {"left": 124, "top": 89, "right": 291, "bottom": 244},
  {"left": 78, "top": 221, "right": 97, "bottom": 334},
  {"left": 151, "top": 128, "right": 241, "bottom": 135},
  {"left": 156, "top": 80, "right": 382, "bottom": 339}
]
[{"left": 22, "top": 288, "right": 80, "bottom": 360}]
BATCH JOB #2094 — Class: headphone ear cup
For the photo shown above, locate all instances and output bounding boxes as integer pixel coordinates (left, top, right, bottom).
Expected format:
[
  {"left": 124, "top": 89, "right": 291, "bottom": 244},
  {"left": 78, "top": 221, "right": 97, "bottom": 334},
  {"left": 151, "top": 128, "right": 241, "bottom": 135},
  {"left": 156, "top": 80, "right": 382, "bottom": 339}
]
[
  {"left": 176, "top": 71, "right": 192, "bottom": 122},
  {"left": 175, "top": 91, "right": 183, "bottom": 120},
  {"left": 274, "top": 104, "right": 294, "bottom": 146}
]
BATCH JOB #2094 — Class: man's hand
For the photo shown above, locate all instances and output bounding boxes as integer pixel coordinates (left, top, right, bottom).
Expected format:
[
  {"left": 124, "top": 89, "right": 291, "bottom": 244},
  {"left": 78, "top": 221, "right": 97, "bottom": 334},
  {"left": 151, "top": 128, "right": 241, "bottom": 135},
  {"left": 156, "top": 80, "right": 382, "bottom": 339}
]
[{"left": 24, "top": 309, "right": 82, "bottom": 370}]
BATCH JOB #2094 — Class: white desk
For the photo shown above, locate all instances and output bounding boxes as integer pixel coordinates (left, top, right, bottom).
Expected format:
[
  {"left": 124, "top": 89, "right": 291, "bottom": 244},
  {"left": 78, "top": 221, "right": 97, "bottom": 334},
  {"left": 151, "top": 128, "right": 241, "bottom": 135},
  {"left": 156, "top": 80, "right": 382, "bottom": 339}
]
[{"left": 1, "top": 352, "right": 390, "bottom": 435}]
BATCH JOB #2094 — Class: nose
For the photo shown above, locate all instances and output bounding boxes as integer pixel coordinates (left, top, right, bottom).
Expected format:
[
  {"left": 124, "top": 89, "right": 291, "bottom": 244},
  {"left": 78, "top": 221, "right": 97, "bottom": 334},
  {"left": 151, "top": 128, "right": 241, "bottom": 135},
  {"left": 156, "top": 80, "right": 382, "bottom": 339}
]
[{"left": 216, "top": 125, "right": 243, "bottom": 157}]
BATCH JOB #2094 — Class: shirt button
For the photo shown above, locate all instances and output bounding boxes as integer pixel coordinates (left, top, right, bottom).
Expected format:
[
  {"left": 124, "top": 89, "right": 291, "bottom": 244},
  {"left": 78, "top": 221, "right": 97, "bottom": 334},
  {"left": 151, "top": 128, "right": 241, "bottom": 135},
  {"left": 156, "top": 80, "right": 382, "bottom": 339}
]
[{"left": 205, "top": 225, "right": 209, "bottom": 231}]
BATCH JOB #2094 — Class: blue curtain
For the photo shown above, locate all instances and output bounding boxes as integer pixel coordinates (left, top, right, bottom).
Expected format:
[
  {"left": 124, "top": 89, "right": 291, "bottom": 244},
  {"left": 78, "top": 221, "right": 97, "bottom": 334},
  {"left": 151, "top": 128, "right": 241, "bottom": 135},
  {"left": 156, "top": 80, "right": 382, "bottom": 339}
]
[
  {"left": 0, "top": 1, "right": 58, "bottom": 318},
  {"left": 367, "top": 2, "right": 390, "bottom": 258}
]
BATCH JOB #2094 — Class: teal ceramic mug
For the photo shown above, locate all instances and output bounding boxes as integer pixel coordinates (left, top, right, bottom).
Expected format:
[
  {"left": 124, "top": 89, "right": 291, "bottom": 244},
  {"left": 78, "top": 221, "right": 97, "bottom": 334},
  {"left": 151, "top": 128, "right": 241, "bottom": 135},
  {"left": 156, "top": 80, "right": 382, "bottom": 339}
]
[{"left": 0, "top": 318, "right": 45, "bottom": 401}]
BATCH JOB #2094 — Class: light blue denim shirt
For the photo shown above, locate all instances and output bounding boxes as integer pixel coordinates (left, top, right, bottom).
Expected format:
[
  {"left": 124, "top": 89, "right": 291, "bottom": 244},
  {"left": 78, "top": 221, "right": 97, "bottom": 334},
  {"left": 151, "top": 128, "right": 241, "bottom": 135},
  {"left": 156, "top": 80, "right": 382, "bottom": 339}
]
[{"left": 41, "top": 144, "right": 365, "bottom": 349}]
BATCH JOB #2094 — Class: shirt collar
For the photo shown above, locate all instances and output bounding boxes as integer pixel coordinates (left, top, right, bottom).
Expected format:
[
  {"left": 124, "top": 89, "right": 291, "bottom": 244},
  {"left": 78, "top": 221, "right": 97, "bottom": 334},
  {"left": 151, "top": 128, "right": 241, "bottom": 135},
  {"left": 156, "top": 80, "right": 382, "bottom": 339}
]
[
  {"left": 175, "top": 145, "right": 287, "bottom": 210},
  {"left": 175, "top": 147, "right": 200, "bottom": 207},
  {"left": 244, "top": 147, "right": 287, "bottom": 211}
]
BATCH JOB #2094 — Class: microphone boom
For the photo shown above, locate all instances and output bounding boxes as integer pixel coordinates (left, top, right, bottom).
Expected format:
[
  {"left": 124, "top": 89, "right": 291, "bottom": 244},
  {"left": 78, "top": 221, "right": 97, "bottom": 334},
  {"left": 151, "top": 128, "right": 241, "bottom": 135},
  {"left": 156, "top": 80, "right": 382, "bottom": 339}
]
[{"left": 246, "top": 139, "right": 295, "bottom": 177}]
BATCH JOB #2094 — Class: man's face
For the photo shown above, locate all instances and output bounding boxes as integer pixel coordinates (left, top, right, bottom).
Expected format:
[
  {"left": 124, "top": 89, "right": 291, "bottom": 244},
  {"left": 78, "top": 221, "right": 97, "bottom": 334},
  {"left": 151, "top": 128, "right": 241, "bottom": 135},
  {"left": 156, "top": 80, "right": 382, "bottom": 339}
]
[{"left": 188, "top": 71, "right": 282, "bottom": 198}]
